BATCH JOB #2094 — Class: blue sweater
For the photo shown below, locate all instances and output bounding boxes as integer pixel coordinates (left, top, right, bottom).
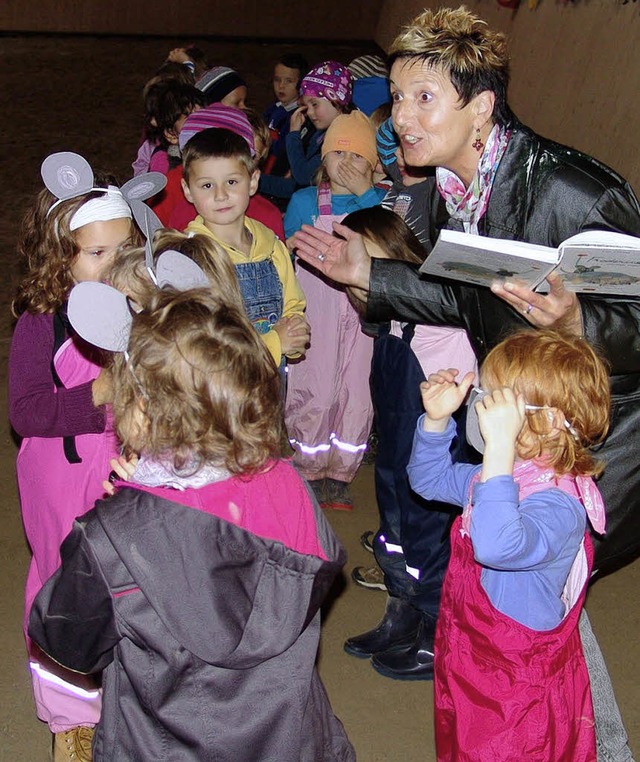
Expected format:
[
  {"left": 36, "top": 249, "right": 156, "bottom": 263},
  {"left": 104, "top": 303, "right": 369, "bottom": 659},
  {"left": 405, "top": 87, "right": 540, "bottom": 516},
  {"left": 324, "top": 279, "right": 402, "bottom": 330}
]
[
  {"left": 407, "top": 417, "right": 586, "bottom": 631},
  {"left": 284, "top": 185, "right": 386, "bottom": 239},
  {"left": 259, "top": 123, "right": 324, "bottom": 201}
]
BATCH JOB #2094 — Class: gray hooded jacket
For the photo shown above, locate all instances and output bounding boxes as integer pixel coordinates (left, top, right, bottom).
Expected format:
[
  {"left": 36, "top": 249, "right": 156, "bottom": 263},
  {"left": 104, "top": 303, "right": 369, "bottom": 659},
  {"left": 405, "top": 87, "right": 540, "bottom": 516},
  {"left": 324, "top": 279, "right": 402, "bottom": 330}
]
[{"left": 30, "top": 475, "right": 354, "bottom": 762}]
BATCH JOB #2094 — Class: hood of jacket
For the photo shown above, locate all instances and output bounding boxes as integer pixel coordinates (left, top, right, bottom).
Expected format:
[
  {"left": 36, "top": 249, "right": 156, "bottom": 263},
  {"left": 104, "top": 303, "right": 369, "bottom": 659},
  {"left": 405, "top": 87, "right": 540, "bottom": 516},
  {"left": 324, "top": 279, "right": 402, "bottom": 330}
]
[{"left": 91, "top": 483, "right": 345, "bottom": 668}]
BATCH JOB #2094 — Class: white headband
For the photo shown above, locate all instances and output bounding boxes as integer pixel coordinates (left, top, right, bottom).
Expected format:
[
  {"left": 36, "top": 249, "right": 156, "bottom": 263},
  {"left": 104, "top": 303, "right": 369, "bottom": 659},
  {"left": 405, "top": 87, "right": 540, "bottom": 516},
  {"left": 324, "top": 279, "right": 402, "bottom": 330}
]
[{"left": 69, "top": 186, "right": 133, "bottom": 231}]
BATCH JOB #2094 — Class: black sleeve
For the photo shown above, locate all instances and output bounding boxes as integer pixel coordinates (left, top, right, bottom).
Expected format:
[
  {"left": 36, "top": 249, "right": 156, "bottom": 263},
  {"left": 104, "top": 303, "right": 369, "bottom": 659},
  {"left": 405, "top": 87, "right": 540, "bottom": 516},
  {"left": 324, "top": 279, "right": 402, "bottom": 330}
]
[
  {"left": 366, "top": 258, "right": 467, "bottom": 327},
  {"left": 28, "top": 521, "right": 120, "bottom": 674}
]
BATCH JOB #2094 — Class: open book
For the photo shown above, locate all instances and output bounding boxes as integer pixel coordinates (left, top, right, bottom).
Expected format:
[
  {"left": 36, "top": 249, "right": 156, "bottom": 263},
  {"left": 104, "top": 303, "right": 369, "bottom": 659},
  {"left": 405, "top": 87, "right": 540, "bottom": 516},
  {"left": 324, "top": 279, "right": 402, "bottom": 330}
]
[{"left": 419, "top": 229, "right": 640, "bottom": 295}]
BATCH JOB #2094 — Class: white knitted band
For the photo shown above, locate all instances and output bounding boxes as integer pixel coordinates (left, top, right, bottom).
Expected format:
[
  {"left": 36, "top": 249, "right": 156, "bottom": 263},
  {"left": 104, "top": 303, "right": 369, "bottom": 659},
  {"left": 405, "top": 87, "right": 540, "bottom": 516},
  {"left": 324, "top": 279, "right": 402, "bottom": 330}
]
[{"left": 69, "top": 186, "right": 132, "bottom": 231}]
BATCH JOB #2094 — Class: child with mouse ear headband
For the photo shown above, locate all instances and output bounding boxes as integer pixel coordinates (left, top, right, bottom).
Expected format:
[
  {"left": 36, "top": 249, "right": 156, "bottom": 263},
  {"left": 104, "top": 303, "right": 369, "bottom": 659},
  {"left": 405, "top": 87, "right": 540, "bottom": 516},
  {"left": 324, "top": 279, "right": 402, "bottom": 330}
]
[
  {"left": 407, "top": 327, "right": 610, "bottom": 761},
  {"left": 29, "top": 282, "right": 355, "bottom": 762},
  {"left": 9, "top": 150, "right": 165, "bottom": 756}
]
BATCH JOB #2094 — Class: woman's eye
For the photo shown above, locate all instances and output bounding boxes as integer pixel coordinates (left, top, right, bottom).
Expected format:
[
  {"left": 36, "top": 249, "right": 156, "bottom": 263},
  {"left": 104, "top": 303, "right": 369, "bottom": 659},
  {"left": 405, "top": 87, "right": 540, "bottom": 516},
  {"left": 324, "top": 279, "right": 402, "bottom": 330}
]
[
  {"left": 391, "top": 91, "right": 402, "bottom": 103},
  {"left": 419, "top": 92, "right": 432, "bottom": 103},
  {"left": 202, "top": 183, "right": 211, "bottom": 189},
  {"left": 90, "top": 249, "right": 105, "bottom": 257},
  {"left": 228, "top": 179, "right": 237, "bottom": 186}
]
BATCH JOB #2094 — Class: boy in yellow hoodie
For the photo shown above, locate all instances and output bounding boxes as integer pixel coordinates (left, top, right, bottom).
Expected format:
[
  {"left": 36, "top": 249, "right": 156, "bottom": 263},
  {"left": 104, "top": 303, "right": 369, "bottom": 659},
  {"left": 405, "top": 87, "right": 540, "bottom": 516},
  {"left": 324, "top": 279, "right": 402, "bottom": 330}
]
[{"left": 182, "top": 127, "right": 308, "bottom": 365}]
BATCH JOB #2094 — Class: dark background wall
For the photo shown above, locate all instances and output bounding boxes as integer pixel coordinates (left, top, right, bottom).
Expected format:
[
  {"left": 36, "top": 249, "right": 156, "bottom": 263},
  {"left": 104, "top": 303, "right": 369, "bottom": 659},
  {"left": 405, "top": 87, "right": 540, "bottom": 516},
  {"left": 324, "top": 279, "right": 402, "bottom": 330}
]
[
  {"left": 0, "top": 0, "right": 383, "bottom": 39},
  {"left": 3, "top": 0, "right": 639, "bottom": 189}
]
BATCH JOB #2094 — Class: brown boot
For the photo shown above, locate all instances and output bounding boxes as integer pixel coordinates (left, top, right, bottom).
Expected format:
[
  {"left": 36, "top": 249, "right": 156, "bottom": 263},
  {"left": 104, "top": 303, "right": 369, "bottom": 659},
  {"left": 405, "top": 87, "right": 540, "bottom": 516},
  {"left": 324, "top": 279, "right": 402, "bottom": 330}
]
[{"left": 52, "top": 726, "right": 94, "bottom": 761}]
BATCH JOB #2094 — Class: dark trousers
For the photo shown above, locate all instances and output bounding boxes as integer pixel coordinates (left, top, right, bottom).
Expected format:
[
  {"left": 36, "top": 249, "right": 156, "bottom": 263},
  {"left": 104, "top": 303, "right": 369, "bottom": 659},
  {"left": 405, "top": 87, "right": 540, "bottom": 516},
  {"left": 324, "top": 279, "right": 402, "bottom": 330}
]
[{"left": 371, "top": 326, "right": 472, "bottom": 620}]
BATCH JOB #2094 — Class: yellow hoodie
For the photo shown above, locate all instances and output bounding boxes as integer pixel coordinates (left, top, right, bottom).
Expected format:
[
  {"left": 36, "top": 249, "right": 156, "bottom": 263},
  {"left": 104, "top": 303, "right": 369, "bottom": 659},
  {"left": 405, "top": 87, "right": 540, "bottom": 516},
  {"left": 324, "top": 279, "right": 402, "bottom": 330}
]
[{"left": 186, "top": 216, "right": 306, "bottom": 364}]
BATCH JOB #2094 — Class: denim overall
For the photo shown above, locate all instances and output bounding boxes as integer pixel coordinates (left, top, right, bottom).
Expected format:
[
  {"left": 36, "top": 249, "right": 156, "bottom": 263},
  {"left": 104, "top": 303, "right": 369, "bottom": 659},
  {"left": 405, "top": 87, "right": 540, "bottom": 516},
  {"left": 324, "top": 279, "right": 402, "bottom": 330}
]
[{"left": 234, "top": 256, "right": 284, "bottom": 374}]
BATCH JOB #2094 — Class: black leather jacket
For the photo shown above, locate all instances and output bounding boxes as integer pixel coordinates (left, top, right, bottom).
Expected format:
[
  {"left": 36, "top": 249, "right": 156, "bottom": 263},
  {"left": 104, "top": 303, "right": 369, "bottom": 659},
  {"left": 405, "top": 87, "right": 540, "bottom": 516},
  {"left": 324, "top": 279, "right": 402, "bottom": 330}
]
[{"left": 367, "top": 121, "right": 640, "bottom": 576}]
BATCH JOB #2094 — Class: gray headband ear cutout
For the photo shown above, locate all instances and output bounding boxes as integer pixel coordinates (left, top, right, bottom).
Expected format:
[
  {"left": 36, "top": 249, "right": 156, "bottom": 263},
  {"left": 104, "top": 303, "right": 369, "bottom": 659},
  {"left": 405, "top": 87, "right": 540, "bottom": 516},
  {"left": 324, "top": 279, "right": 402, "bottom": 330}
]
[
  {"left": 67, "top": 281, "right": 134, "bottom": 354},
  {"left": 127, "top": 200, "right": 208, "bottom": 290},
  {"left": 41, "top": 150, "right": 167, "bottom": 217},
  {"left": 42, "top": 152, "right": 98, "bottom": 215}
]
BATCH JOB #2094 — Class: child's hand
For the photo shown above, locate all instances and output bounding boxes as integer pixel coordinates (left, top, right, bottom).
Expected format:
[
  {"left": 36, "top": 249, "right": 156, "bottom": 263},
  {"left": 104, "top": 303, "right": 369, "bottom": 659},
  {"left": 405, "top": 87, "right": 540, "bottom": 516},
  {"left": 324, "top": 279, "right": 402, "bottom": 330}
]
[
  {"left": 336, "top": 158, "right": 372, "bottom": 197},
  {"left": 273, "top": 315, "right": 310, "bottom": 356},
  {"left": 289, "top": 106, "right": 307, "bottom": 133},
  {"left": 167, "top": 47, "right": 191, "bottom": 64},
  {"left": 285, "top": 234, "right": 297, "bottom": 252},
  {"left": 476, "top": 388, "right": 526, "bottom": 450},
  {"left": 102, "top": 453, "right": 139, "bottom": 496},
  {"left": 92, "top": 367, "right": 113, "bottom": 407},
  {"left": 477, "top": 388, "right": 526, "bottom": 481},
  {"left": 420, "top": 369, "right": 474, "bottom": 432}
]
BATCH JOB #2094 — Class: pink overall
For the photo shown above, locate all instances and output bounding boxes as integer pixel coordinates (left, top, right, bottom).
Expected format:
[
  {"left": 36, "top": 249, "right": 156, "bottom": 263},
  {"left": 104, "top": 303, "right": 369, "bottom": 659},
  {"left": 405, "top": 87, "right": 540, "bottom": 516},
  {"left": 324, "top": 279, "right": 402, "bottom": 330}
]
[
  {"left": 435, "top": 514, "right": 596, "bottom": 762},
  {"left": 285, "top": 185, "right": 373, "bottom": 482},
  {"left": 18, "top": 337, "right": 118, "bottom": 732}
]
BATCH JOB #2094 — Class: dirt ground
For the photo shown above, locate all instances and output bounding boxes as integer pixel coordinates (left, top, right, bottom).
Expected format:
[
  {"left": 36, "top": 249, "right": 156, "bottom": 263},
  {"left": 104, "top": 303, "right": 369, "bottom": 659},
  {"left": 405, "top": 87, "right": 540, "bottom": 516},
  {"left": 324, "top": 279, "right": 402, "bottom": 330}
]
[{"left": 0, "top": 33, "right": 638, "bottom": 762}]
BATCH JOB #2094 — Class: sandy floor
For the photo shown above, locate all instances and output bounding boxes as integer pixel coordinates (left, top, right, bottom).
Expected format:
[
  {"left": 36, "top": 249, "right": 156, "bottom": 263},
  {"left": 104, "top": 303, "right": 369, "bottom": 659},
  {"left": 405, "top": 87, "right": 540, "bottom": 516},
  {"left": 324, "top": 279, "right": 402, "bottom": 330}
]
[{"left": 0, "top": 33, "right": 638, "bottom": 762}]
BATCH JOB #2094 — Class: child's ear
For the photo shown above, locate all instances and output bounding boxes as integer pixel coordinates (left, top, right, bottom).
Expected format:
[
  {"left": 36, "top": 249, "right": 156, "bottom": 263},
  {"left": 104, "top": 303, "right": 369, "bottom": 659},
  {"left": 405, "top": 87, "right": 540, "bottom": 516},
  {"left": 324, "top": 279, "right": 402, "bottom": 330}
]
[
  {"left": 164, "top": 128, "right": 180, "bottom": 146},
  {"left": 249, "top": 168, "right": 260, "bottom": 197},
  {"left": 181, "top": 177, "right": 194, "bottom": 204}
]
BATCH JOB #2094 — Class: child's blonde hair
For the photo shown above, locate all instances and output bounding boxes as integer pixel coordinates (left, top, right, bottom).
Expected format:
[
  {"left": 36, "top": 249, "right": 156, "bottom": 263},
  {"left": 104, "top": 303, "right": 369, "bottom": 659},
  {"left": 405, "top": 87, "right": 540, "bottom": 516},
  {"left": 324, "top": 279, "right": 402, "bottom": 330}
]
[
  {"left": 12, "top": 178, "right": 139, "bottom": 317},
  {"left": 481, "top": 329, "right": 610, "bottom": 477},
  {"left": 108, "top": 230, "right": 245, "bottom": 310},
  {"left": 112, "top": 289, "right": 282, "bottom": 475}
]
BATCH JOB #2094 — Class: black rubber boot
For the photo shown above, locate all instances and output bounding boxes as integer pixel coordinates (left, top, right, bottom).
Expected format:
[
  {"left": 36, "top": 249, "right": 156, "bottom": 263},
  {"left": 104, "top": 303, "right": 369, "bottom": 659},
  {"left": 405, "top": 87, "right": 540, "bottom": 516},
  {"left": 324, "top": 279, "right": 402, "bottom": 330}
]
[
  {"left": 370, "top": 616, "right": 436, "bottom": 680},
  {"left": 343, "top": 596, "right": 421, "bottom": 659}
]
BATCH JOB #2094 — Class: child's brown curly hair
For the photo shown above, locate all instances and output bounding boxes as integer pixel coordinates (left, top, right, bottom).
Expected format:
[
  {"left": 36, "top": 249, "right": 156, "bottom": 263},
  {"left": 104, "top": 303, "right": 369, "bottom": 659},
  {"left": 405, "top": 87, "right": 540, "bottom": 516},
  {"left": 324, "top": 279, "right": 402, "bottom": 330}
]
[{"left": 112, "top": 289, "right": 282, "bottom": 476}]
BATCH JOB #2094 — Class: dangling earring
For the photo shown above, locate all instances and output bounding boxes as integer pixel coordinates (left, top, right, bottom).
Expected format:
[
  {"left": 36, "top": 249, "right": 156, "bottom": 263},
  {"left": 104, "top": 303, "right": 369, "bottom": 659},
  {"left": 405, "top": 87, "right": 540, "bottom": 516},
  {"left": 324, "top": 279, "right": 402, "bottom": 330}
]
[{"left": 472, "top": 128, "right": 484, "bottom": 152}]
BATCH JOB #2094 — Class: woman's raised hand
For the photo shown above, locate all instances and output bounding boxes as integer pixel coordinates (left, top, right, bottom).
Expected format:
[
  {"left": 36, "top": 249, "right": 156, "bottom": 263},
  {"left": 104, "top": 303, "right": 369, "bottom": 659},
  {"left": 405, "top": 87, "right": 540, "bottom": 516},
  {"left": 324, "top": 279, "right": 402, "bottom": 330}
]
[{"left": 292, "top": 222, "right": 372, "bottom": 290}]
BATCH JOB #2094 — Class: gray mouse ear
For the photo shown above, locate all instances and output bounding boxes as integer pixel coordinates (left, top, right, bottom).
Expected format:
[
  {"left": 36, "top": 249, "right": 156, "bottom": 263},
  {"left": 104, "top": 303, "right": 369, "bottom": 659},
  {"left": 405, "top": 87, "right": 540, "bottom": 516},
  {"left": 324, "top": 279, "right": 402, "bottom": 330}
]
[
  {"left": 121, "top": 172, "right": 167, "bottom": 204},
  {"left": 129, "top": 198, "right": 164, "bottom": 242},
  {"left": 129, "top": 199, "right": 164, "bottom": 284},
  {"left": 67, "top": 282, "right": 133, "bottom": 353},
  {"left": 41, "top": 152, "right": 95, "bottom": 202},
  {"left": 156, "top": 250, "right": 210, "bottom": 290}
]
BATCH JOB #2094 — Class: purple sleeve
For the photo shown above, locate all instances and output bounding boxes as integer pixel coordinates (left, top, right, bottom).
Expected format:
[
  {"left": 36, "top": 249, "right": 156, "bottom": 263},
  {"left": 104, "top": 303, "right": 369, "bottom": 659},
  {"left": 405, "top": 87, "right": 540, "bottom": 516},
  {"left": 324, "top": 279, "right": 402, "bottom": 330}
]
[
  {"left": 407, "top": 415, "right": 478, "bottom": 507},
  {"left": 9, "top": 312, "right": 106, "bottom": 438},
  {"left": 470, "top": 478, "right": 585, "bottom": 570}
]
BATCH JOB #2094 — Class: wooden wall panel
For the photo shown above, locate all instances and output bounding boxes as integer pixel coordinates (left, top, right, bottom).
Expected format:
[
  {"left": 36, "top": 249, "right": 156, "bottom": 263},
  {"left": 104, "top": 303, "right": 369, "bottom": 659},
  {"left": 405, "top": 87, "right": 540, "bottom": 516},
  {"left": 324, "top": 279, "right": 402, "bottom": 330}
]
[
  {"left": 0, "top": 0, "right": 383, "bottom": 40},
  {"left": 375, "top": 0, "right": 640, "bottom": 193}
]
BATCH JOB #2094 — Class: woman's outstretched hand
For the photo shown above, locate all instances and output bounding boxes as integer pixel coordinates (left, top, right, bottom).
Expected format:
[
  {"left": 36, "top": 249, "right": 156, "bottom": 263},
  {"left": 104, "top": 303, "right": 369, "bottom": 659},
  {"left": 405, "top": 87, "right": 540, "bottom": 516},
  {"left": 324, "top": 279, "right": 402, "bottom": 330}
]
[
  {"left": 292, "top": 222, "right": 372, "bottom": 290},
  {"left": 491, "top": 272, "right": 583, "bottom": 336}
]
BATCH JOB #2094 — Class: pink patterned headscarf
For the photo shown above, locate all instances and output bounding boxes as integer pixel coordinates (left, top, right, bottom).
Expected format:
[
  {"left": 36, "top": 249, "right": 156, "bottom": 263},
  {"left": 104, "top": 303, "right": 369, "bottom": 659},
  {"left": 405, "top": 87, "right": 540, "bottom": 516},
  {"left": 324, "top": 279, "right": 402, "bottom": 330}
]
[{"left": 300, "top": 61, "right": 352, "bottom": 105}]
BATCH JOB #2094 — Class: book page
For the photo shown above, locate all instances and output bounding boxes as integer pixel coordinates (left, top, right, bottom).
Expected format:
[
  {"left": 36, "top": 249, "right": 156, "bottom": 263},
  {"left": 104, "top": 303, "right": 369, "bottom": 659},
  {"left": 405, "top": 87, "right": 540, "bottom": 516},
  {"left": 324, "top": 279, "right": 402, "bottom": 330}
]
[
  {"left": 420, "top": 229, "right": 559, "bottom": 290},
  {"left": 557, "top": 231, "right": 640, "bottom": 295}
]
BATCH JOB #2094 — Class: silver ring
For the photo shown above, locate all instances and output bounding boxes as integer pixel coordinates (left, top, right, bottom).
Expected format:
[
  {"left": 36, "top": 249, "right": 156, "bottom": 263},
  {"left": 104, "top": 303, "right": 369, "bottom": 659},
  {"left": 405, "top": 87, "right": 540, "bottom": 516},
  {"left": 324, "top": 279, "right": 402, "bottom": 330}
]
[
  {"left": 525, "top": 303, "right": 534, "bottom": 314},
  {"left": 317, "top": 253, "right": 326, "bottom": 262}
]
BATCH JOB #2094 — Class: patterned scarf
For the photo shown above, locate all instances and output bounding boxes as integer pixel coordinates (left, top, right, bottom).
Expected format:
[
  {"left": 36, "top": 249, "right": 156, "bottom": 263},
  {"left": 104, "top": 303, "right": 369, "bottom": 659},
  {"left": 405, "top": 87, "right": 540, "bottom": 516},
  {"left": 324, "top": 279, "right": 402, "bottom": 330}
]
[
  {"left": 461, "top": 458, "right": 606, "bottom": 537},
  {"left": 436, "top": 123, "right": 511, "bottom": 234}
]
